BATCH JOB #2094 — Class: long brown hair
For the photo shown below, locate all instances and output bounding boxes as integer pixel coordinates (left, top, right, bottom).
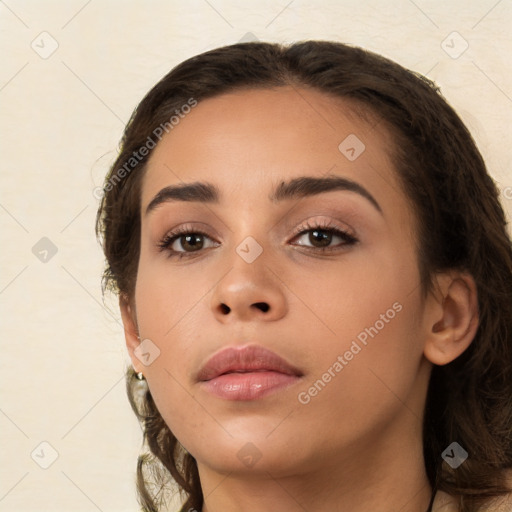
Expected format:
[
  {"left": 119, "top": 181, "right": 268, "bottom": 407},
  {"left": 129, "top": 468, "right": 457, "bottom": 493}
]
[{"left": 95, "top": 40, "right": 512, "bottom": 512}]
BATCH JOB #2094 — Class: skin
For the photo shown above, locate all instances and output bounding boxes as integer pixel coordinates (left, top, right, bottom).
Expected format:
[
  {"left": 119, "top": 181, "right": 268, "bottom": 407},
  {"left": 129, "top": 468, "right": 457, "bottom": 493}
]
[{"left": 120, "top": 86, "right": 479, "bottom": 512}]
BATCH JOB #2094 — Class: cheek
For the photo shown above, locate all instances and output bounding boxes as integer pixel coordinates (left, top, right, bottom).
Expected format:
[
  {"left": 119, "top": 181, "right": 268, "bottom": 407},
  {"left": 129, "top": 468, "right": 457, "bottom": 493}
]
[
  {"left": 133, "top": 261, "right": 221, "bottom": 452},
  {"left": 297, "top": 240, "right": 420, "bottom": 352},
  {"left": 291, "top": 294, "right": 425, "bottom": 456},
  {"left": 292, "top": 245, "right": 425, "bottom": 416},
  {"left": 134, "top": 245, "right": 218, "bottom": 341}
]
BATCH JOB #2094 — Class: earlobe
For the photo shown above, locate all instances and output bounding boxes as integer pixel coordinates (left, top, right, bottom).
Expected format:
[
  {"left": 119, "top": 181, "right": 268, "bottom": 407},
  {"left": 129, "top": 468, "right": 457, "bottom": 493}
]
[
  {"left": 423, "top": 273, "right": 479, "bottom": 366},
  {"left": 119, "top": 294, "right": 143, "bottom": 373}
]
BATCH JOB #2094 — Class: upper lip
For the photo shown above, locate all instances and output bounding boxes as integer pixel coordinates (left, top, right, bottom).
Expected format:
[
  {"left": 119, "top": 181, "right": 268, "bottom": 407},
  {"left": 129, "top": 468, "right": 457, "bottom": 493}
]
[{"left": 197, "top": 345, "right": 303, "bottom": 382}]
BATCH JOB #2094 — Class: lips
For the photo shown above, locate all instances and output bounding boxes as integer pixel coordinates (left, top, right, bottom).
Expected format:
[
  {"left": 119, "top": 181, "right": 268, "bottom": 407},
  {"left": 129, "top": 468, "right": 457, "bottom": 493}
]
[{"left": 197, "top": 345, "right": 303, "bottom": 400}]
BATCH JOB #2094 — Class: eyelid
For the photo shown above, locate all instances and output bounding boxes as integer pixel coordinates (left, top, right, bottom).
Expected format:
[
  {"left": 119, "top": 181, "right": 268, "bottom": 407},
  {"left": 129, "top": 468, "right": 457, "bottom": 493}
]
[
  {"left": 288, "top": 216, "right": 356, "bottom": 239},
  {"left": 158, "top": 221, "right": 220, "bottom": 241},
  {"left": 157, "top": 223, "right": 218, "bottom": 249}
]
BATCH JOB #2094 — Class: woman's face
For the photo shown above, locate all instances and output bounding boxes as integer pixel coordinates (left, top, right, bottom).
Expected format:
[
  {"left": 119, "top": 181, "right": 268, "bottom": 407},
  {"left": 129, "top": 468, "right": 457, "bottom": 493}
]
[{"left": 125, "top": 87, "right": 433, "bottom": 477}]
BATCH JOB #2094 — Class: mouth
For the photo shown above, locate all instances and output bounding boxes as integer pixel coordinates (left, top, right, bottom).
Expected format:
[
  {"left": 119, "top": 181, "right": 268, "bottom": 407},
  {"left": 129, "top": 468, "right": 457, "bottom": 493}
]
[{"left": 197, "top": 345, "right": 304, "bottom": 401}]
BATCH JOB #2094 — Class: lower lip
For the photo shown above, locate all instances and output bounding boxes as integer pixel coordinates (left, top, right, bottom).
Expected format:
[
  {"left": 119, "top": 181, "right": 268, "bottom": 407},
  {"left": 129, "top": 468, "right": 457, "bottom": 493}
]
[{"left": 200, "top": 371, "right": 301, "bottom": 400}]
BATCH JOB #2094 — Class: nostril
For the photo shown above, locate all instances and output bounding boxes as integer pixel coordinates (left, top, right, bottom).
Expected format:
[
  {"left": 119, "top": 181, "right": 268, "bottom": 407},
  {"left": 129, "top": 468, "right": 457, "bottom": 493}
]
[
  {"left": 254, "top": 302, "right": 269, "bottom": 312},
  {"left": 219, "top": 303, "right": 231, "bottom": 314}
]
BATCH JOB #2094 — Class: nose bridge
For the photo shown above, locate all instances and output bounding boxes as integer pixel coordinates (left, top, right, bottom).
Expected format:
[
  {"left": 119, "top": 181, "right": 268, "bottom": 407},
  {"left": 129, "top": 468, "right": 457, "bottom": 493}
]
[{"left": 209, "top": 230, "right": 288, "bottom": 322}]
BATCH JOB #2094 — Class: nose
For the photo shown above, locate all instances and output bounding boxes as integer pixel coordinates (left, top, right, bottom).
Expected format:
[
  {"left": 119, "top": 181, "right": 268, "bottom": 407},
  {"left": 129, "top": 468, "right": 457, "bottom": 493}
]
[{"left": 210, "top": 245, "right": 288, "bottom": 323}]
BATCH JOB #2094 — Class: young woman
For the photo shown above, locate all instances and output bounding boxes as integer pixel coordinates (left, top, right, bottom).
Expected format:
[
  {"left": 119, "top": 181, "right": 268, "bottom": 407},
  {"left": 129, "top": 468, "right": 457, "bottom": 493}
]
[{"left": 95, "top": 40, "right": 512, "bottom": 512}]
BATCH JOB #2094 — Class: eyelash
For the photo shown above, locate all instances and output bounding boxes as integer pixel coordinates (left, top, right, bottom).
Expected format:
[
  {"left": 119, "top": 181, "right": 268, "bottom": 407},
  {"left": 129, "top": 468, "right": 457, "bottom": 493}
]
[{"left": 157, "top": 220, "right": 358, "bottom": 260}]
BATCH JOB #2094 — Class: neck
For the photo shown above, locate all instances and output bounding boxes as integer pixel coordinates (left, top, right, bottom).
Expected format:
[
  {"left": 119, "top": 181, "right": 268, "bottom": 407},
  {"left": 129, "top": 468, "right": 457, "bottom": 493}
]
[{"left": 198, "top": 410, "right": 433, "bottom": 512}]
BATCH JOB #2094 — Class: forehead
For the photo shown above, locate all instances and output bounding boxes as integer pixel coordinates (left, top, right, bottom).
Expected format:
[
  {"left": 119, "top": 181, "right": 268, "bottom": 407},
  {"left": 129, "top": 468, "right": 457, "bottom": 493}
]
[{"left": 141, "top": 86, "right": 404, "bottom": 213}]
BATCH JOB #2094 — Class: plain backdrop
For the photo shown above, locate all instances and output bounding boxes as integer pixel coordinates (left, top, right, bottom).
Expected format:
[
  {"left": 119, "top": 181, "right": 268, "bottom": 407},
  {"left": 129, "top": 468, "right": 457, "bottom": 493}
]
[{"left": 1, "top": 1, "right": 511, "bottom": 511}]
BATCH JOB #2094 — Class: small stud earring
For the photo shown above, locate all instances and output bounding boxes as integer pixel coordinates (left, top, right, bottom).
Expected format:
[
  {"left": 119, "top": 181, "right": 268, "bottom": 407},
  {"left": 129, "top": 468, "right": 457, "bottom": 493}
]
[{"left": 136, "top": 371, "right": 145, "bottom": 380}]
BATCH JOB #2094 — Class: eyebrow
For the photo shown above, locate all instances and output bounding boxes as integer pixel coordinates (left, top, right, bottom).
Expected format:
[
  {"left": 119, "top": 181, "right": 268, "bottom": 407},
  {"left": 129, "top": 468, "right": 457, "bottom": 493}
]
[{"left": 144, "top": 174, "right": 382, "bottom": 216}]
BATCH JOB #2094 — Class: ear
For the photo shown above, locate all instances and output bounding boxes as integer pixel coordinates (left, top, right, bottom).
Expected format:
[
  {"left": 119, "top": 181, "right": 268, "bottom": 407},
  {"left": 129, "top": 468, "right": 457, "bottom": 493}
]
[
  {"left": 119, "top": 293, "right": 144, "bottom": 374},
  {"left": 423, "top": 272, "right": 479, "bottom": 366}
]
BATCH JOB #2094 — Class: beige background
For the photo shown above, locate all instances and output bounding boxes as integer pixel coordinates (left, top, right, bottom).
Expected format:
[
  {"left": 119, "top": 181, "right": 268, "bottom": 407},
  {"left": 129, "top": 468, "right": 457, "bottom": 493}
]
[{"left": 1, "top": 1, "right": 511, "bottom": 511}]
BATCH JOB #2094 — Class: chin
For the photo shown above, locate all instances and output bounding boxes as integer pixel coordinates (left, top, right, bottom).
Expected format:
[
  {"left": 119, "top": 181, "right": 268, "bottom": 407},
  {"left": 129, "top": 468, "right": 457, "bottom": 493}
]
[{"left": 188, "top": 427, "right": 312, "bottom": 477}]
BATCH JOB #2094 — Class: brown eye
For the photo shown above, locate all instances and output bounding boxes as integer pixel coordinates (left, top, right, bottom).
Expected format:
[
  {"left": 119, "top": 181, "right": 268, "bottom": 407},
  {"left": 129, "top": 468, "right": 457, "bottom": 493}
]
[
  {"left": 292, "top": 226, "right": 357, "bottom": 251},
  {"left": 308, "top": 229, "right": 333, "bottom": 248},
  {"left": 174, "top": 233, "right": 205, "bottom": 252},
  {"left": 157, "top": 229, "right": 218, "bottom": 258}
]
